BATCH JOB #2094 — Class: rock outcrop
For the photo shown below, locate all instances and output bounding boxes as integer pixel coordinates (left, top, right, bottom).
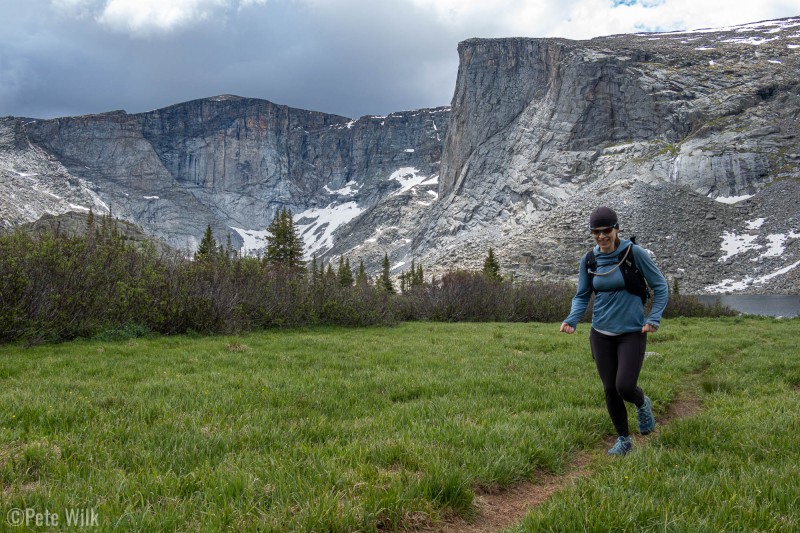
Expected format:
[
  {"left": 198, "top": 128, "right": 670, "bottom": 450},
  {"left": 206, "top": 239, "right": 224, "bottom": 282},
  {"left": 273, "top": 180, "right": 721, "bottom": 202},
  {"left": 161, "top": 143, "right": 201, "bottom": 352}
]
[
  {"left": 405, "top": 16, "right": 800, "bottom": 293},
  {"left": 8, "top": 96, "right": 448, "bottom": 253}
]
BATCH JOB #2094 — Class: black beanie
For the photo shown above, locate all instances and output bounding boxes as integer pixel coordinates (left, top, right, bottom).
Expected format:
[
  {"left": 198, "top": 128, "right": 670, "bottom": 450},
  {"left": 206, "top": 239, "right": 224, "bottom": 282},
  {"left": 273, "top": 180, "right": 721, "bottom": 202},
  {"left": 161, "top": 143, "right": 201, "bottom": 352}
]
[{"left": 589, "top": 206, "right": 618, "bottom": 229}]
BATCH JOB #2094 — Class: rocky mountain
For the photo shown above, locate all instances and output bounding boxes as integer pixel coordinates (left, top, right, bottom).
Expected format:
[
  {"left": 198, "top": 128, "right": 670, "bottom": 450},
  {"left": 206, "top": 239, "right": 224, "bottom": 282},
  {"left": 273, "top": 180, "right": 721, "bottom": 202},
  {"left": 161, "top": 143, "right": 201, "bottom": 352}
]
[
  {"left": 1, "top": 98, "right": 448, "bottom": 256},
  {"left": 2, "top": 16, "right": 799, "bottom": 294}
]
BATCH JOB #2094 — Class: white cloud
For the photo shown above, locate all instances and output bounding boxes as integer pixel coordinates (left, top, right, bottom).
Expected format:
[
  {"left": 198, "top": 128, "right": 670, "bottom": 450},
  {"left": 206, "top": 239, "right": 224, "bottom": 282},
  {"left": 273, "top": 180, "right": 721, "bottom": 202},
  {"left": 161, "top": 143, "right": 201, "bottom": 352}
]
[
  {"left": 51, "top": 0, "right": 267, "bottom": 35},
  {"left": 98, "top": 0, "right": 225, "bottom": 33},
  {"left": 407, "top": 0, "right": 798, "bottom": 39}
]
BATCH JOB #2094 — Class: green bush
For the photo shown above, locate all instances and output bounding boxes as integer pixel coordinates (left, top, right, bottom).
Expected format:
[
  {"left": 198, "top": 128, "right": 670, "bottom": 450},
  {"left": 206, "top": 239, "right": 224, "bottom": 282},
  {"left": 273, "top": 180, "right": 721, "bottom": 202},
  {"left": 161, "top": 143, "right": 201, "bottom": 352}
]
[{"left": 0, "top": 223, "right": 737, "bottom": 344}]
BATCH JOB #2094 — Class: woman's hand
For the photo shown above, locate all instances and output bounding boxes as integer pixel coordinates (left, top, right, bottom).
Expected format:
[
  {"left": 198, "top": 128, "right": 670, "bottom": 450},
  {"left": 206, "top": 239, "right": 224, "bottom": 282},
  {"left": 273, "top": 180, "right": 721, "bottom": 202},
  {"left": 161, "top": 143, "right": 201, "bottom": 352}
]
[
  {"left": 560, "top": 323, "right": 575, "bottom": 334},
  {"left": 642, "top": 323, "right": 658, "bottom": 333}
]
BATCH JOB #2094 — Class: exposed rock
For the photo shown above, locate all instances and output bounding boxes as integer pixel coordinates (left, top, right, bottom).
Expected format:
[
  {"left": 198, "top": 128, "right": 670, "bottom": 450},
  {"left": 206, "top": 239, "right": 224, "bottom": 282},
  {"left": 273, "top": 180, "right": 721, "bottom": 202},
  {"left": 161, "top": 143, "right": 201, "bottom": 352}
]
[
  {"left": 1, "top": 210, "right": 175, "bottom": 256},
  {"left": 2, "top": 17, "right": 799, "bottom": 294}
]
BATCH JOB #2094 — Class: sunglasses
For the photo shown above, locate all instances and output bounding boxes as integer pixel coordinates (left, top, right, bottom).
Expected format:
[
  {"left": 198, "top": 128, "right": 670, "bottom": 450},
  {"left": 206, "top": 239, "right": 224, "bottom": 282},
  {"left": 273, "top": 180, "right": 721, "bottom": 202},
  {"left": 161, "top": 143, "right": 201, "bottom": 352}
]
[{"left": 591, "top": 227, "right": 617, "bottom": 236}]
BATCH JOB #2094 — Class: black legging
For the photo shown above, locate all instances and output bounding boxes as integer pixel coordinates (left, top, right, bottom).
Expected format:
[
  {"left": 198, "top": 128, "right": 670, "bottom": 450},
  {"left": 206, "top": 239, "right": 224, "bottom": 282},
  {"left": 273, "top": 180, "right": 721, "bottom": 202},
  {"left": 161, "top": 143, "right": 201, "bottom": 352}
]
[{"left": 590, "top": 328, "right": 647, "bottom": 437}]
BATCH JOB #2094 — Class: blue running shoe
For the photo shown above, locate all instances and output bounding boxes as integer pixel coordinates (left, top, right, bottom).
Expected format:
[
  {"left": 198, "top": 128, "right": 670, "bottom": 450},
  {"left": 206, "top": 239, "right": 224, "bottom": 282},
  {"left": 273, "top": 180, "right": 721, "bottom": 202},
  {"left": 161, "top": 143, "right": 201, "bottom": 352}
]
[
  {"left": 608, "top": 436, "right": 633, "bottom": 456},
  {"left": 638, "top": 396, "right": 655, "bottom": 435}
]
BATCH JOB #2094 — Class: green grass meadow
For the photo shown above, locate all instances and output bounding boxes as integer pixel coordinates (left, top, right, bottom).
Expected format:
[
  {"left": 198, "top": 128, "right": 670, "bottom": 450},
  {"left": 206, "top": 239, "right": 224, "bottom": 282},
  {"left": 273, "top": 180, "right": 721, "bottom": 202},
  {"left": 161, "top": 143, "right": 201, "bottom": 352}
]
[{"left": 1, "top": 318, "right": 798, "bottom": 531}]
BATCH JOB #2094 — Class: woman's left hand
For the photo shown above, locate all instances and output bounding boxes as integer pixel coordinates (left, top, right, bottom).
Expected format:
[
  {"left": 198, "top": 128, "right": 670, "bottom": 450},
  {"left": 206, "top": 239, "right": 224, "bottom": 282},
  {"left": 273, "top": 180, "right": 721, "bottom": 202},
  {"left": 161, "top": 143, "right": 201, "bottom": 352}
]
[{"left": 642, "top": 323, "right": 658, "bottom": 333}]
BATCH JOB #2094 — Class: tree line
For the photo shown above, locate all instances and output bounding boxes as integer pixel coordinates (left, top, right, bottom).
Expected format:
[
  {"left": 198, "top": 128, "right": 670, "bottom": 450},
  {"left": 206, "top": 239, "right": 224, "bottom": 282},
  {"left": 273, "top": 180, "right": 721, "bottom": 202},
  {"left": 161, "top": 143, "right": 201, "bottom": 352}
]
[{"left": 0, "top": 209, "right": 733, "bottom": 344}]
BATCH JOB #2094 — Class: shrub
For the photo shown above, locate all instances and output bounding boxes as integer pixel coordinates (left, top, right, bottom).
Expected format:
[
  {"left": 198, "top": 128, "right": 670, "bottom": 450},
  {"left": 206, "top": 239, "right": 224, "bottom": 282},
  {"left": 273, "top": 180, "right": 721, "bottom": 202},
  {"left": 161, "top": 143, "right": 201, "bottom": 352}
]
[{"left": 0, "top": 223, "right": 738, "bottom": 344}]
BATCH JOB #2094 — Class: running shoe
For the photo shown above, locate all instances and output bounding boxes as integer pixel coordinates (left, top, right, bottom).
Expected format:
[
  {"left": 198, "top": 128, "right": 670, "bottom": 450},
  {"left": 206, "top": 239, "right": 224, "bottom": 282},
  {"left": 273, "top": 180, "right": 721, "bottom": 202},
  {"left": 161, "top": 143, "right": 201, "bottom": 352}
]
[
  {"left": 637, "top": 396, "right": 656, "bottom": 435},
  {"left": 608, "top": 435, "right": 633, "bottom": 456}
]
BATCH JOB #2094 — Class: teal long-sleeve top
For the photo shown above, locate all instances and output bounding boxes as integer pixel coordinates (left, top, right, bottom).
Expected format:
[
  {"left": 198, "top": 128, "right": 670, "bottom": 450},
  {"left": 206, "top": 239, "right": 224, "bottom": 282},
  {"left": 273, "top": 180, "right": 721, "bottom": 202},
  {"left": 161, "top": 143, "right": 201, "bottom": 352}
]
[{"left": 563, "top": 239, "right": 669, "bottom": 333}]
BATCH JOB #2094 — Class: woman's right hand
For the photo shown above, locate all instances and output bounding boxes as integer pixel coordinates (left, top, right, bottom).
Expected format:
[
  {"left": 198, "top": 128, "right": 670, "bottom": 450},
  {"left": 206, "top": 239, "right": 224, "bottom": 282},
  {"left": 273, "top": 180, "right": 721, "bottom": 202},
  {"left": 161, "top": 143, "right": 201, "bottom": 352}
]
[{"left": 559, "top": 323, "right": 575, "bottom": 334}]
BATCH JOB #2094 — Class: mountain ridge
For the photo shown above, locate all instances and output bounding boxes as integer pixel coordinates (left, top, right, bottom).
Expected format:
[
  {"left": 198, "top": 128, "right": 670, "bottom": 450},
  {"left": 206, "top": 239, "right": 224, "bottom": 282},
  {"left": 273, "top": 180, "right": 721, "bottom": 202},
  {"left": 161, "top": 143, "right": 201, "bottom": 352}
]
[{"left": 2, "top": 16, "right": 799, "bottom": 294}]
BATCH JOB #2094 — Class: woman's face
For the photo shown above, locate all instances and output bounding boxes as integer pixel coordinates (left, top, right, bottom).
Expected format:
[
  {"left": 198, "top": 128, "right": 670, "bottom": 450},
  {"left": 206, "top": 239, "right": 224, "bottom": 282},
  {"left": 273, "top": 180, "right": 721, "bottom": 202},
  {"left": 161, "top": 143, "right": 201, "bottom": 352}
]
[{"left": 592, "top": 226, "right": 619, "bottom": 253}]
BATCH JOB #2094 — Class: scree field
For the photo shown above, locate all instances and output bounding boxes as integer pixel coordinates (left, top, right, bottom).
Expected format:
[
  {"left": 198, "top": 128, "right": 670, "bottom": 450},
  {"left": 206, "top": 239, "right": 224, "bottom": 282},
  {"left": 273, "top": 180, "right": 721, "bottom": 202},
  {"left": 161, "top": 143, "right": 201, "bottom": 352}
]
[{"left": 1, "top": 317, "right": 798, "bottom": 531}]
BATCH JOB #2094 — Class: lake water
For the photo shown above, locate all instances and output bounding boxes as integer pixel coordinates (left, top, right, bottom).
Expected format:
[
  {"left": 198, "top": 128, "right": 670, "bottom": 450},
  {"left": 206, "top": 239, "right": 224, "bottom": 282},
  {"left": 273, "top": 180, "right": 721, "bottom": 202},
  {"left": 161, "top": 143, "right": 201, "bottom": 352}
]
[{"left": 694, "top": 294, "right": 800, "bottom": 318}]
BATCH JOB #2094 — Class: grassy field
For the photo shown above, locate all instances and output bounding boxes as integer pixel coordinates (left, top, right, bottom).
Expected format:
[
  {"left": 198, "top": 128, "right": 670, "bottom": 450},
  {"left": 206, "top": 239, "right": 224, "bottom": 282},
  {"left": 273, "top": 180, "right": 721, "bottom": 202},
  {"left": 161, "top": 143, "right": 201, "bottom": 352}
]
[{"left": 0, "top": 318, "right": 798, "bottom": 531}]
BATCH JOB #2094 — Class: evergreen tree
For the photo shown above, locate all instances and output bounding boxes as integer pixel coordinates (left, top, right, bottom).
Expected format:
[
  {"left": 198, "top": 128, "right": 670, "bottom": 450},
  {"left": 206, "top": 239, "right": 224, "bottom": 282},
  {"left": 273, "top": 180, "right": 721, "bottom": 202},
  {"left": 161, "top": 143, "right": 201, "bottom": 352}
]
[
  {"left": 356, "top": 259, "right": 368, "bottom": 285},
  {"left": 308, "top": 254, "right": 317, "bottom": 282},
  {"left": 325, "top": 263, "right": 336, "bottom": 284},
  {"left": 310, "top": 254, "right": 319, "bottom": 286},
  {"left": 225, "top": 233, "right": 236, "bottom": 260},
  {"left": 195, "top": 224, "right": 217, "bottom": 261},
  {"left": 338, "top": 257, "right": 354, "bottom": 287},
  {"left": 265, "top": 207, "right": 305, "bottom": 267},
  {"left": 379, "top": 253, "right": 395, "bottom": 293},
  {"left": 406, "top": 259, "right": 424, "bottom": 288},
  {"left": 483, "top": 247, "right": 501, "bottom": 281}
]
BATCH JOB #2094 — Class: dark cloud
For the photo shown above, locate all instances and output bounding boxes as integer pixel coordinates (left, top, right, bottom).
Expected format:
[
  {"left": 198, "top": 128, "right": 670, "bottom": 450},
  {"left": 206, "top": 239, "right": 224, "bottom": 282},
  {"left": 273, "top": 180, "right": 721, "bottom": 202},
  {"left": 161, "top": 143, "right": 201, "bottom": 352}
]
[
  {"left": 0, "top": 0, "right": 461, "bottom": 119},
  {"left": 1, "top": 1, "right": 797, "bottom": 120}
]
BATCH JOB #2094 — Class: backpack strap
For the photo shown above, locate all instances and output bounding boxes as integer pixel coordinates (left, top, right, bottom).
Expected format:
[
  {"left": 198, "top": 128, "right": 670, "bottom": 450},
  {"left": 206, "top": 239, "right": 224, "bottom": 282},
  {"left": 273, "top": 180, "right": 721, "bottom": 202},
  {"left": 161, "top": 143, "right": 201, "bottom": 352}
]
[
  {"left": 584, "top": 250, "right": 598, "bottom": 294},
  {"left": 619, "top": 244, "right": 651, "bottom": 304}
]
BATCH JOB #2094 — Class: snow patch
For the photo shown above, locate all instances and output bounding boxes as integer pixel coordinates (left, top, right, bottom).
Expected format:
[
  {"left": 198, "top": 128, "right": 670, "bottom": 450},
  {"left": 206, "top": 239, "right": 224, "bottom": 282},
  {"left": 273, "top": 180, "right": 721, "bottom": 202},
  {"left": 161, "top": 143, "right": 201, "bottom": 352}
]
[
  {"left": 695, "top": 46, "right": 715, "bottom": 50},
  {"left": 230, "top": 227, "right": 271, "bottom": 256},
  {"left": 714, "top": 194, "right": 752, "bottom": 204},
  {"left": 324, "top": 181, "right": 359, "bottom": 196},
  {"left": 768, "top": 60, "right": 782, "bottom": 64},
  {"left": 789, "top": 44, "right": 800, "bottom": 49},
  {"left": 721, "top": 36, "right": 778, "bottom": 45},
  {"left": 295, "top": 202, "right": 364, "bottom": 257},
  {"left": 404, "top": 148, "right": 415, "bottom": 153},
  {"left": 658, "top": 18, "right": 800, "bottom": 36},
  {"left": 745, "top": 218, "right": 766, "bottom": 230},
  {"left": 718, "top": 231, "right": 761, "bottom": 262},
  {"left": 69, "top": 204, "right": 91, "bottom": 212},
  {"left": 755, "top": 231, "right": 800, "bottom": 260},
  {"left": 705, "top": 260, "right": 800, "bottom": 294},
  {"left": 758, "top": 259, "right": 800, "bottom": 283},
  {"left": 389, "top": 167, "right": 429, "bottom": 196},
  {"left": 143, "top": 195, "right": 159, "bottom": 200}
]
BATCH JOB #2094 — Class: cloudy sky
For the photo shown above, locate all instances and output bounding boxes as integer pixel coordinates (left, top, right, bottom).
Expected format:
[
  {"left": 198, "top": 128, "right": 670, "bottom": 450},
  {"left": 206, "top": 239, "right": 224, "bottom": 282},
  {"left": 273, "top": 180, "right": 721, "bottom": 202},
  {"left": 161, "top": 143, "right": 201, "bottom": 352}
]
[{"left": 1, "top": 0, "right": 797, "bottom": 120}]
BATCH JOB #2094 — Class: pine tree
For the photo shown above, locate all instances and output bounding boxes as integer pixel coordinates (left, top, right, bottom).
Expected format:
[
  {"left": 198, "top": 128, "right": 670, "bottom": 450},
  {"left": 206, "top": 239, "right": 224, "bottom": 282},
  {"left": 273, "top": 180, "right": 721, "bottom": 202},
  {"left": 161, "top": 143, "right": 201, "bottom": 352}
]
[
  {"left": 308, "top": 254, "right": 317, "bottom": 281},
  {"left": 338, "top": 257, "right": 354, "bottom": 287},
  {"left": 483, "top": 247, "right": 501, "bottom": 281},
  {"left": 415, "top": 263, "right": 424, "bottom": 286},
  {"left": 195, "top": 224, "right": 217, "bottom": 261},
  {"left": 325, "top": 263, "right": 336, "bottom": 284},
  {"left": 265, "top": 207, "right": 305, "bottom": 267},
  {"left": 379, "top": 253, "right": 395, "bottom": 293},
  {"left": 356, "top": 259, "right": 368, "bottom": 285}
]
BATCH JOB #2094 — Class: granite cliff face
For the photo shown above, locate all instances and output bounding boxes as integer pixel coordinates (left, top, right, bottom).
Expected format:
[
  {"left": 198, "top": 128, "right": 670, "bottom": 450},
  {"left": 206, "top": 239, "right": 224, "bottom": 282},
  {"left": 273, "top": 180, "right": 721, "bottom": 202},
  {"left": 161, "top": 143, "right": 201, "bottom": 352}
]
[
  {"left": 404, "top": 17, "right": 800, "bottom": 294},
  {"left": 4, "top": 97, "right": 448, "bottom": 253},
  {"left": 2, "top": 17, "right": 800, "bottom": 294}
]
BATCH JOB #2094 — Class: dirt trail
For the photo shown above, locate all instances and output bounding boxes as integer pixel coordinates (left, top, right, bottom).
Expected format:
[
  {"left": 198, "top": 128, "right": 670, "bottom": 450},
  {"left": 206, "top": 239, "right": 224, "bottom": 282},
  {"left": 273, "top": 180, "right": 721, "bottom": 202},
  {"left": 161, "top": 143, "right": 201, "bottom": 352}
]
[{"left": 426, "top": 391, "right": 702, "bottom": 533}]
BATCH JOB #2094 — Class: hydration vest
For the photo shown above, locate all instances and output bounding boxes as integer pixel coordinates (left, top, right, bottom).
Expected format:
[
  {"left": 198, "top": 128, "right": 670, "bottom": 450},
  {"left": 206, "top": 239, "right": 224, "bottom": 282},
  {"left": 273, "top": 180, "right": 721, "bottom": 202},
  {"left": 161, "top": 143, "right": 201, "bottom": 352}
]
[{"left": 585, "top": 237, "right": 651, "bottom": 304}]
